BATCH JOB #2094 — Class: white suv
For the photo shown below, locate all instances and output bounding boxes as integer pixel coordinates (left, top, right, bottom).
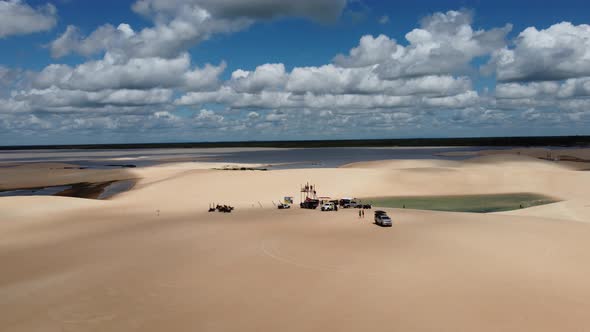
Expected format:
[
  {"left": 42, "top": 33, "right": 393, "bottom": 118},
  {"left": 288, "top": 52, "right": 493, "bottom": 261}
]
[
  {"left": 321, "top": 202, "right": 336, "bottom": 211},
  {"left": 374, "top": 211, "right": 392, "bottom": 227}
]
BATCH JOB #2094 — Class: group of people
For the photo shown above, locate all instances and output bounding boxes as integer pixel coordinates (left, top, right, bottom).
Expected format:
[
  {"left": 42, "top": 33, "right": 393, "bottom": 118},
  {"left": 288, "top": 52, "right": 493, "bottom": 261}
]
[{"left": 358, "top": 209, "right": 366, "bottom": 218}]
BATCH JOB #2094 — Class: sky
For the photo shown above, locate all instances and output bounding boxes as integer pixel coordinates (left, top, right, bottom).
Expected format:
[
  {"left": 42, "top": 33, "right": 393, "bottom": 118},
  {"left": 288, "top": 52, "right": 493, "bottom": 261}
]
[{"left": 0, "top": 0, "right": 589, "bottom": 145}]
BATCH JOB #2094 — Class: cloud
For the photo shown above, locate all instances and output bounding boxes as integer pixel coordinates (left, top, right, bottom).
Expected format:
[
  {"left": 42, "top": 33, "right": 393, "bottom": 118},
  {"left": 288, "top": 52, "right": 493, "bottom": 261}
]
[
  {"left": 9, "top": 87, "right": 173, "bottom": 112},
  {"left": 0, "top": 97, "right": 30, "bottom": 113},
  {"left": 557, "top": 78, "right": 590, "bottom": 98},
  {"left": 175, "top": 11, "right": 488, "bottom": 113},
  {"left": 491, "top": 78, "right": 590, "bottom": 114},
  {"left": 378, "top": 15, "right": 389, "bottom": 24},
  {"left": 495, "top": 81, "right": 560, "bottom": 99},
  {"left": 230, "top": 63, "right": 288, "bottom": 93},
  {"left": 335, "top": 10, "right": 511, "bottom": 79},
  {"left": 49, "top": 24, "right": 122, "bottom": 58},
  {"left": 5, "top": 50, "right": 224, "bottom": 116},
  {"left": 476, "top": 88, "right": 588, "bottom": 131},
  {"left": 194, "top": 108, "right": 224, "bottom": 124},
  {"left": 175, "top": 85, "right": 479, "bottom": 111},
  {"left": 35, "top": 54, "right": 189, "bottom": 91},
  {"left": 50, "top": 0, "right": 346, "bottom": 59},
  {"left": 483, "top": 21, "right": 590, "bottom": 122},
  {"left": 423, "top": 90, "right": 479, "bottom": 108},
  {"left": 0, "top": 0, "right": 57, "bottom": 38},
  {"left": 185, "top": 61, "right": 227, "bottom": 91},
  {"left": 265, "top": 110, "right": 286, "bottom": 122},
  {"left": 50, "top": 5, "right": 249, "bottom": 59},
  {"left": 285, "top": 64, "right": 471, "bottom": 96},
  {"left": 132, "top": 0, "right": 346, "bottom": 22},
  {"left": 488, "top": 22, "right": 590, "bottom": 82},
  {"left": 176, "top": 55, "right": 474, "bottom": 111},
  {"left": 6, "top": 7, "right": 590, "bottom": 142},
  {"left": 0, "top": 65, "right": 18, "bottom": 86},
  {"left": 34, "top": 53, "right": 225, "bottom": 92},
  {"left": 333, "top": 34, "right": 401, "bottom": 68},
  {"left": 0, "top": 66, "right": 35, "bottom": 97},
  {"left": 494, "top": 79, "right": 590, "bottom": 101},
  {"left": 382, "top": 10, "right": 511, "bottom": 79}
]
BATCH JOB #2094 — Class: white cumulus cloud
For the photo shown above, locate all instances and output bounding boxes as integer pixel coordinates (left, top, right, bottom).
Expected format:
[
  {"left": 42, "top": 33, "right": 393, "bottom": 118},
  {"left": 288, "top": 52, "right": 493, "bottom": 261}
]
[
  {"left": 50, "top": 0, "right": 346, "bottom": 59},
  {"left": 335, "top": 10, "right": 511, "bottom": 79},
  {"left": 0, "top": 0, "right": 57, "bottom": 38},
  {"left": 34, "top": 53, "right": 225, "bottom": 92},
  {"left": 488, "top": 22, "right": 590, "bottom": 82}
]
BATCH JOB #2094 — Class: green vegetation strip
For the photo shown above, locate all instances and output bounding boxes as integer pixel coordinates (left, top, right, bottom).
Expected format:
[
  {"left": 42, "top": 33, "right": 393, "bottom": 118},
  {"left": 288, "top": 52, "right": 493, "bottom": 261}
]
[{"left": 363, "top": 193, "right": 559, "bottom": 213}]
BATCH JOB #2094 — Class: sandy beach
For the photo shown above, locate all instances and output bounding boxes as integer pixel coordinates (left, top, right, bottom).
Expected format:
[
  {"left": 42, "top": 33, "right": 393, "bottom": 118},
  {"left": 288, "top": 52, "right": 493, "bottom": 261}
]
[{"left": 2, "top": 153, "right": 590, "bottom": 331}]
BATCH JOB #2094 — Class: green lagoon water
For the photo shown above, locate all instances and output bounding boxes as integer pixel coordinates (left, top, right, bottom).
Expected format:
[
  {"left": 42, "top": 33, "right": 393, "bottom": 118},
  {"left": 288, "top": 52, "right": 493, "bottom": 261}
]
[{"left": 363, "top": 193, "right": 558, "bottom": 213}]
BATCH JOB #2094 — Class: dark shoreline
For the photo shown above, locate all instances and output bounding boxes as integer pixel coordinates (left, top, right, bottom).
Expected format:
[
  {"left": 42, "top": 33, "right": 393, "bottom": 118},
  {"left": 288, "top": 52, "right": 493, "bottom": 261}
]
[
  {"left": 0, "top": 179, "right": 137, "bottom": 200},
  {"left": 1, "top": 135, "right": 590, "bottom": 150},
  {"left": 55, "top": 181, "right": 119, "bottom": 199}
]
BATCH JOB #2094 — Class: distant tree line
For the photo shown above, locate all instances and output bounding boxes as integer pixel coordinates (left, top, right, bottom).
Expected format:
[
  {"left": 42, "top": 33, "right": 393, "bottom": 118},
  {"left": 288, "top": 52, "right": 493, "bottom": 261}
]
[{"left": 2, "top": 136, "right": 590, "bottom": 150}]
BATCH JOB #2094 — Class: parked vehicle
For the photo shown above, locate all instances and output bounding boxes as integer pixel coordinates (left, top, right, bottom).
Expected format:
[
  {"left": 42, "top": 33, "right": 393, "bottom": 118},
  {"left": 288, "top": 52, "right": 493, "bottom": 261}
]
[
  {"left": 215, "top": 204, "right": 234, "bottom": 213},
  {"left": 339, "top": 198, "right": 359, "bottom": 208},
  {"left": 278, "top": 203, "right": 291, "bottom": 209},
  {"left": 300, "top": 182, "right": 319, "bottom": 209},
  {"left": 321, "top": 202, "right": 336, "bottom": 211},
  {"left": 362, "top": 204, "right": 372, "bottom": 209},
  {"left": 374, "top": 210, "right": 392, "bottom": 227},
  {"left": 300, "top": 198, "right": 320, "bottom": 209}
]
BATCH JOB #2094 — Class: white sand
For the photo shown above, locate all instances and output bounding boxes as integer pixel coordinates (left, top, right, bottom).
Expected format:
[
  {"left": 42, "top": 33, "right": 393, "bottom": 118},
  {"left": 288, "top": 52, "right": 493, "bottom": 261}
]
[{"left": 1, "top": 153, "right": 590, "bottom": 331}]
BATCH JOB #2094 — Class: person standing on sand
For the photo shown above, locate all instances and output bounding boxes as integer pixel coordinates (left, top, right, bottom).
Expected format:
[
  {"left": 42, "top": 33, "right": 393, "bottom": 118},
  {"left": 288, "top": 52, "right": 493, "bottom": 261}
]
[
  {"left": 359, "top": 210, "right": 362, "bottom": 218},
  {"left": 362, "top": 209, "right": 365, "bottom": 218}
]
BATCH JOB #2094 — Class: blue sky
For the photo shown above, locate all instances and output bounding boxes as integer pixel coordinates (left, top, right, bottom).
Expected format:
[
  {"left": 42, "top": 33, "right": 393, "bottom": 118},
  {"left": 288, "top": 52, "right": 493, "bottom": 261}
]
[{"left": 0, "top": 0, "right": 590, "bottom": 145}]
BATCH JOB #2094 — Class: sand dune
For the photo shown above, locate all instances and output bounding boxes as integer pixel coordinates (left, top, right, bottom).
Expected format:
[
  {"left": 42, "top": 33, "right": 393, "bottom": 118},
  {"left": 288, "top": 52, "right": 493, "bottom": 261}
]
[
  {"left": 2, "top": 155, "right": 590, "bottom": 331},
  {"left": 496, "top": 199, "right": 590, "bottom": 223},
  {"left": 115, "top": 156, "right": 588, "bottom": 211},
  {"left": 439, "top": 148, "right": 590, "bottom": 170}
]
